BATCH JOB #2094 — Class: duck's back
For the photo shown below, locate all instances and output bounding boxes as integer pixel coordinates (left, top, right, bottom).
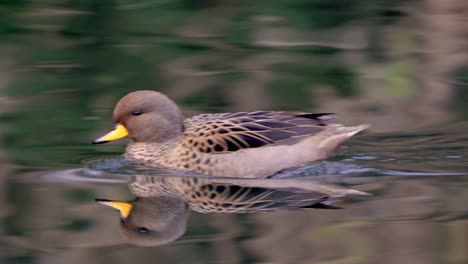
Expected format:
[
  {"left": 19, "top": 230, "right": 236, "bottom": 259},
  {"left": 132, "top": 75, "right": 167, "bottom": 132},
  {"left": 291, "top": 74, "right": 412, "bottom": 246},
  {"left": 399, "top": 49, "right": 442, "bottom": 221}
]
[{"left": 182, "top": 111, "right": 335, "bottom": 154}]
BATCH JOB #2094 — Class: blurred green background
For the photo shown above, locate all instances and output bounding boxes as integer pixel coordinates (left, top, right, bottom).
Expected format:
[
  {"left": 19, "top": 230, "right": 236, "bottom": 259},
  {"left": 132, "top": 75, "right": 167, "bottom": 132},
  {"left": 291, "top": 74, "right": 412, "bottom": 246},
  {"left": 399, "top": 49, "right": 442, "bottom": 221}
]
[
  {"left": 1, "top": 0, "right": 467, "bottom": 167},
  {"left": 1, "top": 0, "right": 468, "bottom": 263}
]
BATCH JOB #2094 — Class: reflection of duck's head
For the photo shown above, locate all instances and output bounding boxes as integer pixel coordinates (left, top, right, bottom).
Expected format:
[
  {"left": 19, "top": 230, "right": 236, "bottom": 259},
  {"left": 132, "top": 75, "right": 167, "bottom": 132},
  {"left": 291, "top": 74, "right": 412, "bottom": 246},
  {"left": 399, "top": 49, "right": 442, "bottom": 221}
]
[
  {"left": 97, "top": 196, "right": 190, "bottom": 247},
  {"left": 98, "top": 175, "right": 370, "bottom": 246}
]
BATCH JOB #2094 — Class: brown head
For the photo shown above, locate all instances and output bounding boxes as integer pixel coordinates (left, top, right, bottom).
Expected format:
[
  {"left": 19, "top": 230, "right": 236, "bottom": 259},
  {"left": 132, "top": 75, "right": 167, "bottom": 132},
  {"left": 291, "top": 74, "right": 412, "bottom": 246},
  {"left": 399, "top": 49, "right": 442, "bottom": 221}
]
[
  {"left": 93, "top": 90, "right": 184, "bottom": 144},
  {"left": 97, "top": 197, "right": 191, "bottom": 247}
]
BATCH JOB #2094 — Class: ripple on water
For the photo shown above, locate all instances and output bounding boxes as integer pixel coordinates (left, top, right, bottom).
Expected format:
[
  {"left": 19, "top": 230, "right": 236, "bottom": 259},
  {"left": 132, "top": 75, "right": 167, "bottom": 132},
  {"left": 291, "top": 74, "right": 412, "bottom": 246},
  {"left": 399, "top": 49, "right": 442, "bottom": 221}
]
[{"left": 43, "top": 126, "right": 468, "bottom": 185}]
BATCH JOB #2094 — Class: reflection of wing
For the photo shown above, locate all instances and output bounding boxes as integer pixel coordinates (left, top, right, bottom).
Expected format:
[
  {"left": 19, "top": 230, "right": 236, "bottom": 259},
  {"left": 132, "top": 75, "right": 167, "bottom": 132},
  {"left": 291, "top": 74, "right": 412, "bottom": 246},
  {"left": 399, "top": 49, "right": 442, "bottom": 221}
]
[
  {"left": 187, "top": 183, "right": 339, "bottom": 213},
  {"left": 128, "top": 175, "right": 368, "bottom": 213},
  {"left": 182, "top": 112, "right": 334, "bottom": 153}
]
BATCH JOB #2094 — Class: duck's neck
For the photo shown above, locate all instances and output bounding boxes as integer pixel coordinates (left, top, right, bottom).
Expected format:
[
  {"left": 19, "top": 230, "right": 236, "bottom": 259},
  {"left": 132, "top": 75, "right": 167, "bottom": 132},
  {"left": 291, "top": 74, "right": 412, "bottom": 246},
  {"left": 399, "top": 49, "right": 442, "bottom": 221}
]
[{"left": 125, "top": 138, "right": 180, "bottom": 165}]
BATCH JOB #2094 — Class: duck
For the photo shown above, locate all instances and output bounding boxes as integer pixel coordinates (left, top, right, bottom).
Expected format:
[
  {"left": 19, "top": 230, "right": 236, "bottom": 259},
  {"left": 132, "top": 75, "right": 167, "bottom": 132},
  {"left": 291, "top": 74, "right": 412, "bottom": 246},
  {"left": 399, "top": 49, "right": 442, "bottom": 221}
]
[
  {"left": 92, "top": 90, "right": 368, "bottom": 177},
  {"left": 96, "top": 174, "right": 369, "bottom": 246}
]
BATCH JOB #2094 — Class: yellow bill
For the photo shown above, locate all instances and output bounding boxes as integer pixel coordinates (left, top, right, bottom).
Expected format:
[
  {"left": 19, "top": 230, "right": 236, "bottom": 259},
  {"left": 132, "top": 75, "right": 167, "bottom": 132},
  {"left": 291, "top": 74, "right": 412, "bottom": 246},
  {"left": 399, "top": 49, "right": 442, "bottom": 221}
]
[
  {"left": 96, "top": 199, "right": 133, "bottom": 220},
  {"left": 92, "top": 123, "right": 129, "bottom": 144}
]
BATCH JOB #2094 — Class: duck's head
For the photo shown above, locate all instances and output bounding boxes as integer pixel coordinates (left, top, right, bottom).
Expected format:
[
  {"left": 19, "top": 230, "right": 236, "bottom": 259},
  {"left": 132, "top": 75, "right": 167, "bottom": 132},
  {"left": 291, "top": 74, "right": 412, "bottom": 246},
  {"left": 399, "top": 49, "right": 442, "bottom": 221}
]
[
  {"left": 93, "top": 90, "right": 184, "bottom": 144},
  {"left": 96, "top": 197, "right": 191, "bottom": 247}
]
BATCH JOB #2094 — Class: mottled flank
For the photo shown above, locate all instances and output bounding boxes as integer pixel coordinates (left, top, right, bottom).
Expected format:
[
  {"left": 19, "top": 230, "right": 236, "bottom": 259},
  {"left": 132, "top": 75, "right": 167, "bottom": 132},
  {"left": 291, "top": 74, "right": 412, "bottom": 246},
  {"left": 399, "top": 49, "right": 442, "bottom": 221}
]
[{"left": 96, "top": 90, "right": 369, "bottom": 177}]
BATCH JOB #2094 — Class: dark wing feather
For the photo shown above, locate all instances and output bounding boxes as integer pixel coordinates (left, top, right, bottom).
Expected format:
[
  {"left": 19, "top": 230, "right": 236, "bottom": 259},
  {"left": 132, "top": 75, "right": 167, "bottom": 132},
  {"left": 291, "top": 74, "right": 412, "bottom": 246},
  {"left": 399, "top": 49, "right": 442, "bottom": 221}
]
[
  {"left": 189, "top": 183, "right": 334, "bottom": 213},
  {"left": 183, "top": 111, "right": 335, "bottom": 153}
]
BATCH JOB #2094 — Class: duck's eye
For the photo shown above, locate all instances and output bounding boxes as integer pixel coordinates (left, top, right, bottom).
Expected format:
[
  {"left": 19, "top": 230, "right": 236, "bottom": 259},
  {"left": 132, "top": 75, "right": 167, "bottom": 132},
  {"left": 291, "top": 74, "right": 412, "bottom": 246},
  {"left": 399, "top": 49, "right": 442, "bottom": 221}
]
[
  {"left": 132, "top": 111, "right": 143, "bottom": 116},
  {"left": 137, "top": 227, "right": 149, "bottom": 234}
]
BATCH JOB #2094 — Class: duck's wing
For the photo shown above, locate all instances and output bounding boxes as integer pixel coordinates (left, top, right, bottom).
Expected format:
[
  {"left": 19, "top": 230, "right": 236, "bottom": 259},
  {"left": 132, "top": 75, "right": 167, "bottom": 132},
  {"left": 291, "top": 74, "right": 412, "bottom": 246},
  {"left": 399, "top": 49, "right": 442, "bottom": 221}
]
[
  {"left": 187, "top": 182, "right": 340, "bottom": 213},
  {"left": 182, "top": 111, "right": 335, "bottom": 154}
]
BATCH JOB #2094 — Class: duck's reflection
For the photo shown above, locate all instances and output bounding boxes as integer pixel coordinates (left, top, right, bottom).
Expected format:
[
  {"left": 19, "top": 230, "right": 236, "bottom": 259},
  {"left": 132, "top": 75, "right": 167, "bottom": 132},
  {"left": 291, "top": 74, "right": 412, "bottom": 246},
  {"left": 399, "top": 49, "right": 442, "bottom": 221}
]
[{"left": 97, "top": 175, "right": 368, "bottom": 246}]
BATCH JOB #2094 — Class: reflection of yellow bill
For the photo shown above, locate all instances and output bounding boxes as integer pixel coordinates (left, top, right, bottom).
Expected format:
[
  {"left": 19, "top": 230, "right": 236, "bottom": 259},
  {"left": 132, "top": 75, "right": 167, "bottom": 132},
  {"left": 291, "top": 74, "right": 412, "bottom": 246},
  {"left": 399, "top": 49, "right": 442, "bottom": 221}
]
[
  {"left": 92, "top": 123, "right": 129, "bottom": 144},
  {"left": 96, "top": 199, "right": 133, "bottom": 220}
]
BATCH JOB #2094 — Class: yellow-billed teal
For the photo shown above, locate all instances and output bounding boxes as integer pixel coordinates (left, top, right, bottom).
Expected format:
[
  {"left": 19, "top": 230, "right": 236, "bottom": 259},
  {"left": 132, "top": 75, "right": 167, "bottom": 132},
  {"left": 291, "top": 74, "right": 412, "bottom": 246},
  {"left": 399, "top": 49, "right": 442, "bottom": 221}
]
[{"left": 93, "top": 90, "right": 369, "bottom": 177}]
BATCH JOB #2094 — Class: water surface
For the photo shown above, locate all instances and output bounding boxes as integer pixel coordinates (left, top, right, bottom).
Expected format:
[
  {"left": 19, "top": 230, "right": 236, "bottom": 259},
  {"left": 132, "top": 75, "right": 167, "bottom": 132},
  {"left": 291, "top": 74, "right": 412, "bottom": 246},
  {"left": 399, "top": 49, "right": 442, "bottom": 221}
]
[{"left": 4, "top": 128, "right": 468, "bottom": 263}]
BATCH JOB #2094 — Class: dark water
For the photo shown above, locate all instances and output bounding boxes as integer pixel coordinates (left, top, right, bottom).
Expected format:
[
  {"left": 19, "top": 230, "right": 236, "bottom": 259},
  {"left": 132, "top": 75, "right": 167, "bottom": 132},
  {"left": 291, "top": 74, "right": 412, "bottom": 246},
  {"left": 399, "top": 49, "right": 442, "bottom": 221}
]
[{"left": 2, "top": 1, "right": 468, "bottom": 264}]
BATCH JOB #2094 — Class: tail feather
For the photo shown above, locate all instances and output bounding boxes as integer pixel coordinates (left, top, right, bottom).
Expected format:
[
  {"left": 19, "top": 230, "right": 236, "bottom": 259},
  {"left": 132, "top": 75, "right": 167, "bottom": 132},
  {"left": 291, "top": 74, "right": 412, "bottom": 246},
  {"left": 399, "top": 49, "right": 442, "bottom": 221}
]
[
  {"left": 318, "top": 124, "right": 369, "bottom": 153},
  {"left": 330, "top": 124, "right": 370, "bottom": 137}
]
